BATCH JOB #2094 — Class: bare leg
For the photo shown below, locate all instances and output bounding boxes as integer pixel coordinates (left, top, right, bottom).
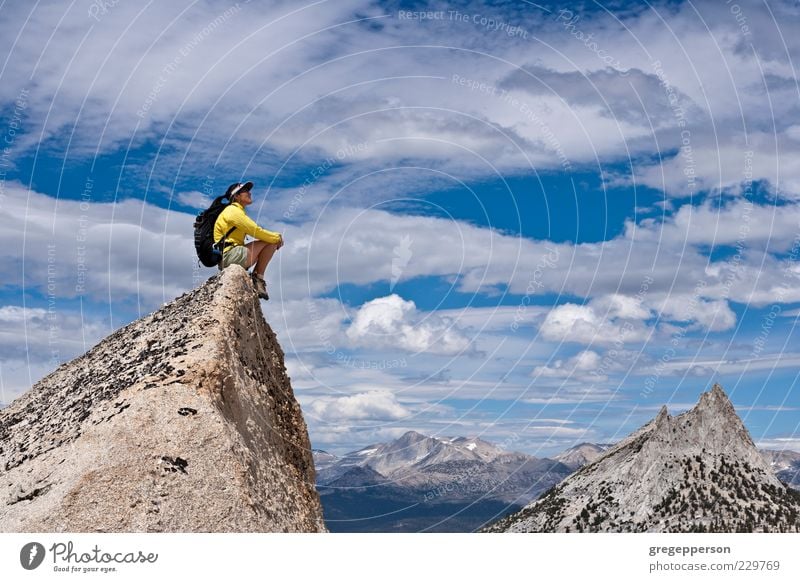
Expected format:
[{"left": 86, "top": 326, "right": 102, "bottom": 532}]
[{"left": 246, "top": 241, "right": 278, "bottom": 277}]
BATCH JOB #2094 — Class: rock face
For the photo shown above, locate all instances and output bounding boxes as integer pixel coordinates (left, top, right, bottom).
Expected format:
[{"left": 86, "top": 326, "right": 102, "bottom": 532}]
[
  {"left": 484, "top": 384, "right": 800, "bottom": 533},
  {"left": 0, "top": 266, "right": 326, "bottom": 533}
]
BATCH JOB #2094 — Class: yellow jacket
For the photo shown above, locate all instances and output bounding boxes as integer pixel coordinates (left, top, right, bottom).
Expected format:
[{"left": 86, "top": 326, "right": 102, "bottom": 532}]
[{"left": 213, "top": 202, "right": 281, "bottom": 250}]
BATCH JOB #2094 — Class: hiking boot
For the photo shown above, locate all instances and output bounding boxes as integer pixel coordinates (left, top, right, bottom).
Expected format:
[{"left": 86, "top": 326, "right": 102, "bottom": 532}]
[{"left": 251, "top": 273, "right": 269, "bottom": 300}]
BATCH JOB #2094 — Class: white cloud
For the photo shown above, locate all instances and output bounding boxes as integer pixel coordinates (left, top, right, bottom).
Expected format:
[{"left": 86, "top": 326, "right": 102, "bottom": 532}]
[
  {"left": 539, "top": 304, "right": 599, "bottom": 343},
  {"left": 757, "top": 438, "right": 800, "bottom": 452},
  {"left": 4, "top": 0, "right": 799, "bottom": 456},
  {"left": 0, "top": 0, "right": 381, "bottom": 158},
  {"left": 1, "top": 0, "right": 798, "bottom": 198},
  {"left": 286, "top": 199, "right": 792, "bottom": 312},
  {"left": 0, "top": 304, "right": 110, "bottom": 405},
  {"left": 632, "top": 132, "right": 800, "bottom": 200},
  {"left": 0, "top": 183, "right": 198, "bottom": 305},
  {"left": 634, "top": 353, "right": 800, "bottom": 378},
  {"left": 280, "top": 200, "right": 796, "bottom": 313},
  {"left": 0, "top": 303, "right": 108, "bottom": 363},
  {"left": 270, "top": 297, "right": 349, "bottom": 353},
  {"left": 306, "top": 425, "right": 412, "bottom": 451},
  {"left": 307, "top": 390, "right": 411, "bottom": 422},
  {"left": 522, "top": 385, "right": 620, "bottom": 405},
  {"left": 8, "top": 179, "right": 798, "bottom": 393},
  {"left": 786, "top": 126, "right": 800, "bottom": 142},
  {"left": 648, "top": 294, "right": 737, "bottom": 332},
  {"left": 0, "top": 306, "right": 47, "bottom": 323},
  {"left": 538, "top": 302, "right": 650, "bottom": 346},
  {"left": 0, "top": 359, "right": 62, "bottom": 407},
  {"left": 590, "top": 294, "right": 652, "bottom": 321},
  {"left": 5, "top": 182, "right": 797, "bottom": 353},
  {"left": 532, "top": 350, "right": 607, "bottom": 382},
  {"left": 437, "top": 305, "right": 550, "bottom": 332},
  {"left": 537, "top": 288, "right": 739, "bottom": 347},
  {"left": 631, "top": 198, "right": 800, "bottom": 253},
  {"left": 346, "top": 294, "right": 471, "bottom": 355},
  {"left": 175, "top": 190, "right": 211, "bottom": 209},
  {"left": 515, "top": 425, "right": 592, "bottom": 438}
]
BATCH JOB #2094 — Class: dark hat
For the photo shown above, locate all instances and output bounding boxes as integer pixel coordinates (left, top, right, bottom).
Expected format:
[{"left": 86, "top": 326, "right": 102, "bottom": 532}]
[{"left": 225, "top": 181, "right": 253, "bottom": 198}]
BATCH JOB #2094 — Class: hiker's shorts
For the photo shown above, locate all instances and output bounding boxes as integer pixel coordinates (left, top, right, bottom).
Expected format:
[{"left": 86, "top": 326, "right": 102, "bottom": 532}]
[{"left": 221, "top": 245, "right": 248, "bottom": 269}]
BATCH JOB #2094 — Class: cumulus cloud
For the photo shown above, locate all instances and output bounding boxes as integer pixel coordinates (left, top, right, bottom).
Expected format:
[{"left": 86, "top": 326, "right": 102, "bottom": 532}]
[
  {"left": 538, "top": 302, "right": 650, "bottom": 346},
  {"left": 307, "top": 390, "right": 410, "bottom": 422},
  {"left": 437, "top": 305, "right": 550, "bottom": 332},
  {"left": 540, "top": 304, "right": 600, "bottom": 344},
  {"left": 0, "top": 0, "right": 382, "bottom": 158},
  {"left": 269, "top": 297, "right": 349, "bottom": 353},
  {"left": 647, "top": 294, "right": 737, "bottom": 332},
  {"left": 590, "top": 294, "right": 652, "bottom": 321},
  {"left": 498, "top": 64, "right": 695, "bottom": 147},
  {"left": 306, "top": 425, "right": 413, "bottom": 451},
  {"left": 517, "top": 425, "right": 592, "bottom": 438},
  {"left": 538, "top": 287, "right": 739, "bottom": 346},
  {"left": 532, "top": 350, "right": 607, "bottom": 382},
  {"left": 346, "top": 294, "right": 471, "bottom": 356},
  {"left": 632, "top": 132, "right": 800, "bottom": 200}
]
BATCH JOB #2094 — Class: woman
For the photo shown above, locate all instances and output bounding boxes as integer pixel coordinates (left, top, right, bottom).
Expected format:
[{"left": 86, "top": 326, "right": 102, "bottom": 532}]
[{"left": 213, "top": 181, "right": 283, "bottom": 300}]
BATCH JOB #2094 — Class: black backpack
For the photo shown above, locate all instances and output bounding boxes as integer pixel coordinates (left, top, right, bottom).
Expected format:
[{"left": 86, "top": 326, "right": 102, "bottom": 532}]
[{"left": 193, "top": 195, "right": 236, "bottom": 267}]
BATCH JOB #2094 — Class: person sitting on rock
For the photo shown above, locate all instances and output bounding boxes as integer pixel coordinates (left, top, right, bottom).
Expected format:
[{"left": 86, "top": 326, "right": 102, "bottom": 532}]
[{"left": 214, "top": 181, "right": 283, "bottom": 300}]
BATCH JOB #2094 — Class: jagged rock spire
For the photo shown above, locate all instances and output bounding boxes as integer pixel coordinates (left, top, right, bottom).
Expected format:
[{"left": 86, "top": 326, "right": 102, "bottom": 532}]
[
  {"left": 0, "top": 267, "right": 326, "bottom": 533},
  {"left": 485, "top": 384, "right": 800, "bottom": 533}
]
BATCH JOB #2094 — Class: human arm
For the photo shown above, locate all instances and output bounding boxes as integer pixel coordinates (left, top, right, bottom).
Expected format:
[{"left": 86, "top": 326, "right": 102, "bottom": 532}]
[{"left": 229, "top": 206, "right": 282, "bottom": 245}]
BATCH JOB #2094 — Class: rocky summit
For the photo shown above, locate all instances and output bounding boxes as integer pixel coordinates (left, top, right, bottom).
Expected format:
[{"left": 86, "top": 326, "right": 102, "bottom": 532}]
[
  {"left": 484, "top": 384, "right": 800, "bottom": 533},
  {"left": 0, "top": 266, "right": 326, "bottom": 533}
]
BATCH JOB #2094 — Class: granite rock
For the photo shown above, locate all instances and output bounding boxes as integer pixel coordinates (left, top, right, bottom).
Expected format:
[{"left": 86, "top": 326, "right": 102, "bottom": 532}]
[
  {"left": 0, "top": 266, "right": 326, "bottom": 532},
  {"left": 485, "top": 384, "right": 800, "bottom": 533}
]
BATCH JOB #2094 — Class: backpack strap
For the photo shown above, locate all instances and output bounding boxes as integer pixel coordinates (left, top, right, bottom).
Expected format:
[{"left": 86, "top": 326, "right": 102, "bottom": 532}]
[{"left": 215, "top": 226, "right": 237, "bottom": 252}]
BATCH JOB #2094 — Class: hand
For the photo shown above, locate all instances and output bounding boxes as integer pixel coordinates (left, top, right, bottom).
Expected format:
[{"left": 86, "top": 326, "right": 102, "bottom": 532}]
[{"left": 277, "top": 234, "right": 284, "bottom": 249}]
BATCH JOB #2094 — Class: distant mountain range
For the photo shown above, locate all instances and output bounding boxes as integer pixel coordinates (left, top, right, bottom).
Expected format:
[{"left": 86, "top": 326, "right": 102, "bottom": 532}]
[
  {"left": 313, "top": 431, "right": 571, "bottom": 532},
  {"left": 483, "top": 384, "right": 800, "bottom": 533},
  {"left": 314, "top": 387, "right": 800, "bottom": 533},
  {"left": 553, "top": 442, "right": 612, "bottom": 470},
  {"left": 760, "top": 449, "right": 800, "bottom": 489}
]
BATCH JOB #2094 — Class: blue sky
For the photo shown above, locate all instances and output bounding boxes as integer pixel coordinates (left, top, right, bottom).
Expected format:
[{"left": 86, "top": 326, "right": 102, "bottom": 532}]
[{"left": 1, "top": 0, "right": 800, "bottom": 457}]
